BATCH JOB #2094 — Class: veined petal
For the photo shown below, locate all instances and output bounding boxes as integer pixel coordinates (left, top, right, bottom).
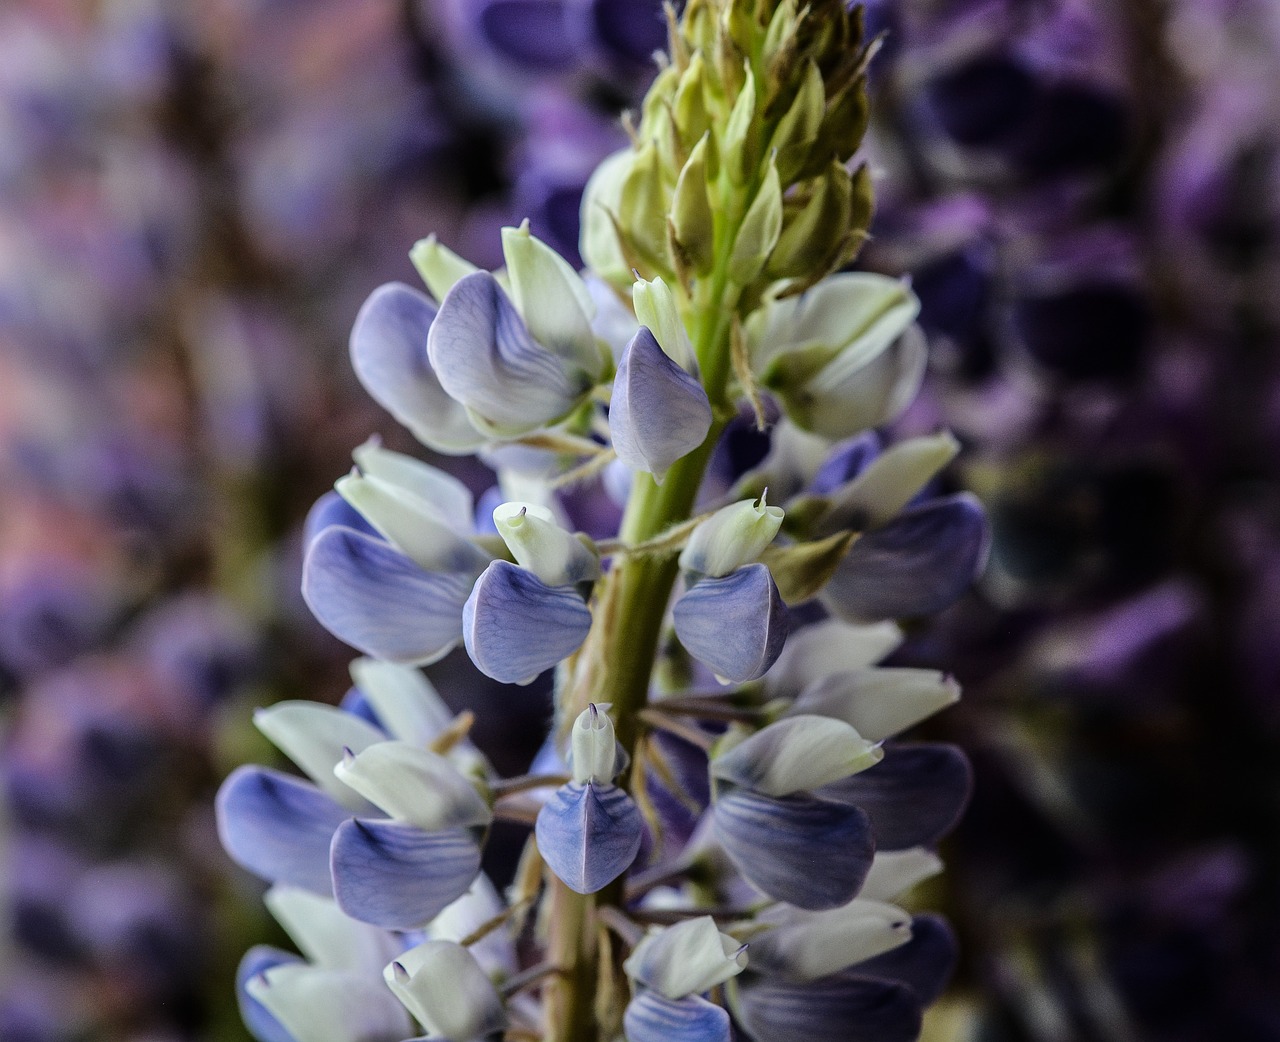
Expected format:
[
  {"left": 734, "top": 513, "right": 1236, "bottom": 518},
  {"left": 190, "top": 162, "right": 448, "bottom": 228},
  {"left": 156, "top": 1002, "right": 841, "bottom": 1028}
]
[
  {"left": 351, "top": 439, "right": 474, "bottom": 536},
  {"left": 822, "top": 494, "right": 990, "bottom": 621},
  {"left": 334, "top": 741, "right": 491, "bottom": 830},
  {"left": 858, "top": 849, "right": 945, "bottom": 903},
  {"left": 535, "top": 781, "right": 643, "bottom": 894},
  {"left": 624, "top": 992, "right": 730, "bottom": 1042},
  {"left": 462, "top": 560, "right": 592, "bottom": 684},
  {"left": 384, "top": 940, "right": 507, "bottom": 1041},
  {"left": 713, "top": 789, "right": 873, "bottom": 909},
  {"left": 348, "top": 659, "right": 454, "bottom": 747},
  {"left": 263, "top": 887, "right": 401, "bottom": 976},
  {"left": 817, "top": 743, "right": 973, "bottom": 850},
  {"left": 735, "top": 975, "right": 921, "bottom": 1042},
  {"left": 711, "top": 716, "right": 881, "bottom": 797},
  {"left": 246, "top": 964, "right": 411, "bottom": 1042},
  {"left": 749, "top": 899, "right": 912, "bottom": 982},
  {"left": 335, "top": 470, "right": 488, "bottom": 574},
  {"left": 349, "top": 282, "right": 483, "bottom": 454},
  {"left": 673, "top": 564, "right": 788, "bottom": 683},
  {"left": 216, "top": 767, "right": 348, "bottom": 894},
  {"left": 788, "top": 669, "right": 961, "bottom": 742},
  {"left": 624, "top": 917, "right": 747, "bottom": 999},
  {"left": 765, "top": 618, "right": 902, "bottom": 697},
  {"left": 237, "top": 946, "right": 303, "bottom": 1042},
  {"left": 253, "top": 702, "right": 386, "bottom": 809},
  {"left": 853, "top": 914, "right": 958, "bottom": 1005},
  {"left": 302, "top": 527, "right": 475, "bottom": 666},
  {"left": 330, "top": 818, "right": 482, "bottom": 930},
  {"left": 611, "top": 327, "right": 712, "bottom": 481},
  {"left": 428, "top": 271, "right": 590, "bottom": 437}
]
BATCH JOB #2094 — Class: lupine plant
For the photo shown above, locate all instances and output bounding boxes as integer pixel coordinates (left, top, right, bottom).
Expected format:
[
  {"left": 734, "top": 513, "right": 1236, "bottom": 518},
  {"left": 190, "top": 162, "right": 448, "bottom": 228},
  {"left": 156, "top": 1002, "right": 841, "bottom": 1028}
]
[{"left": 218, "top": 3, "right": 988, "bottom": 1041}]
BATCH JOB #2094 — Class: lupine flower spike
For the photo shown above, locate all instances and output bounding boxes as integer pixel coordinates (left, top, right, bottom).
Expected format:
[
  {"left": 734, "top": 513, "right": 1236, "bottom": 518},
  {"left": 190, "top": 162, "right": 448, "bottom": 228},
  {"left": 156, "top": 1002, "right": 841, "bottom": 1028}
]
[{"left": 221, "top": 2, "right": 988, "bottom": 1041}]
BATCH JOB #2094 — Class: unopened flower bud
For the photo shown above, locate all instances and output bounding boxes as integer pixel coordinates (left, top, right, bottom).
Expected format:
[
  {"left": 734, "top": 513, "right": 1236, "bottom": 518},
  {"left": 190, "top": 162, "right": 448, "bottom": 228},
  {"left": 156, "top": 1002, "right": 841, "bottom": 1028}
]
[
  {"left": 680, "top": 494, "right": 784, "bottom": 579},
  {"left": 728, "top": 157, "right": 783, "bottom": 284},
  {"left": 771, "top": 60, "right": 825, "bottom": 183},
  {"left": 570, "top": 703, "right": 618, "bottom": 784},
  {"left": 722, "top": 64, "right": 758, "bottom": 185},
  {"left": 383, "top": 941, "right": 507, "bottom": 1041},
  {"left": 670, "top": 134, "right": 716, "bottom": 274},
  {"left": 633, "top": 275, "right": 696, "bottom": 371},
  {"left": 493, "top": 502, "right": 601, "bottom": 587},
  {"left": 672, "top": 563, "right": 788, "bottom": 683},
  {"left": 623, "top": 917, "right": 748, "bottom": 999},
  {"left": 711, "top": 715, "right": 882, "bottom": 797},
  {"left": 333, "top": 741, "right": 491, "bottom": 830},
  {"left": 767, "top": 160, "right": 853, "bottom": 281}
]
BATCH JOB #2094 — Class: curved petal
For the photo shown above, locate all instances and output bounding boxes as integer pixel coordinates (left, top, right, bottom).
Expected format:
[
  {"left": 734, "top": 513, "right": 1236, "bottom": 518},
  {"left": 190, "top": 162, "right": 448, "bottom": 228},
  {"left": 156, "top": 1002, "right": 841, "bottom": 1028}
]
[
  {"left": 385, "top": 940, "right": 508, "bottom": 1041},
  {"left": 263, "top": 887, "right": 402, "bottom": 976},
  {"left": 463, "top": 560, "right": 592, "bottom": 684},
  {"left": 216, "top": 767, "right": 348, "bottom": 894},
  {"left": 788, "top": 669, "right": 960, "bottom": 743},
  {"left": 822, "top": 494, "right": 990, "bottom": 621},
  {"left": 237, "top": 946, "right": 303, "bottom": 1042},
  {"left": 853, "top": 914, "right": 958, "bottom": 1005},
  {"left": 303, "top": 490, "right": 379, "bottom": 548},
  {"left": 334, "top": 741, "right": 491, "bottom": 830},
  {"left": 624, "top": 992, "right": 730, "bottom": 1042},
  {"left": 329, "top": 818, "right": 482, "bottom": 930},
  {"left": 253, "top": 702, "right": 386, "bottom": 808},
  {"left": 711, "top": 716, "right": 880, "bottom": 797},
  {"left": 476, "top": 0, "right": 576, "bottom": 71},
  {"left": 765, "top": 618, "right": 902, "bottom": 697},
  {"left": 349, "top": 282, "right": 482, "bottom": 453},
  {"left": 245, "top": 964, "right": 412, "bottom": 1042},
  {"left": 535, "top": 781, "right": 643, "bottom": 894},
  {"left": 735, "top": 975, "right": 921, "bottom": 1042},
  {"left": 428, "top": 271, "right": 589, "bottom": 436},
  {"left": 611, "top": 327, "right": 712, "bottom": 480},
  {"left": 348, "top": 658, "right": 454, "bottom": 746},
  {"left": 809, "top": 431, "right": 881, "bottom": 496},
  {"left": 673, "top": 564, "right": 789, "bottom": 683},
  {"left": 624, "top": 917, "right": 747, "bottom": 999},
  {"left": 817, "top": 743, "right": 973, "bottom": 850},
  {"left": 302, "top": 527, "right": 475, "bottom": 665},
  {"left": 713, "top": 789, "right": 873, "bottom": 909},
  {"left": 749, "top": 899, "right": 911, "bottom": 982}
]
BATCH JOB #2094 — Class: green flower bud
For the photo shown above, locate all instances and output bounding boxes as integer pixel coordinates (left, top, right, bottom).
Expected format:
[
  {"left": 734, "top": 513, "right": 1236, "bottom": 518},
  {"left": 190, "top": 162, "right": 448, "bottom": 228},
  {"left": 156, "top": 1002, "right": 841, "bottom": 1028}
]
[
  {"left": 673, "top": 52, "right": 711, "bottom": 147},
  {"left": 618, "top": 141, "right": 674, "bottom": 276},
  {"left": 728, "top": 156, "right": 782, "bottom": 284},
  {"left": 771, "top": 59, "right": 824, "bottom": 182},
  {"left": 570, "top": 703, "right": 618, "bottom": 784},
  {"left": 493, "top": 501, "right": 601, "bottom": 587},
  {"left": 669, "top": 134, "right": 716, "bottom": 275},
  {"left": 409, "top": 235, "right": 477, "bottom": 302},
  {"left": 722, "top": 63, "right": 758, "bottom": 185},
  {"left": 579, "top": 149, "right": 634, "bottom": 291},
  {"left": 812, "top": 74, "right": 870, "bottom": 172},
  {"left": 679, "top": 491, "right": 784, "bottom": 579},
  {"left": 633, "top": 275, "right": 696, "bottom": 371},
  {"left": 767, "top": 159, "right": 853, "bottom": 280}
]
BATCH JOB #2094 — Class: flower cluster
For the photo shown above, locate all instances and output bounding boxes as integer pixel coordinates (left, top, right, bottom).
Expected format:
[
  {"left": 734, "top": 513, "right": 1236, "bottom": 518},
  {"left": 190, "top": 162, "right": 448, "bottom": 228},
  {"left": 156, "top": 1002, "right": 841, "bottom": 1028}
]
[{"left": 219, "top": 3, "right": 988, "bottom": 1041}]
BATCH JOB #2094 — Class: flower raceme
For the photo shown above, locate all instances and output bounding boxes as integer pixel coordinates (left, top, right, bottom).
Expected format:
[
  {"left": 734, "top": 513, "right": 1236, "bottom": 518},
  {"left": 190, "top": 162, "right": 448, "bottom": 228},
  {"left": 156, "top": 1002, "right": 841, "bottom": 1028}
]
[{"left": 220, "top": 3, "right": 988, "bottom": 1042}]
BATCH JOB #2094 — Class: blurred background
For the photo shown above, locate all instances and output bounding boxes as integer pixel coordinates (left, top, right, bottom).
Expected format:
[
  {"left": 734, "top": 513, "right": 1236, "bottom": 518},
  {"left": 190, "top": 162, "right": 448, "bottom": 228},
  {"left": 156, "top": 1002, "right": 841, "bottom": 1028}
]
[{"left": 0, "top": 1, "right": 1277, "bottom": 1041}]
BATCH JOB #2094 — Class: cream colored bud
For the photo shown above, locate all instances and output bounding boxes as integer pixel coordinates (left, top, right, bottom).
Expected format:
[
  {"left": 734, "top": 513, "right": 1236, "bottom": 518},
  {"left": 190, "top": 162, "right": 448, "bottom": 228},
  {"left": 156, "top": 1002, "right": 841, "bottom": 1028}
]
[
  {"left": 679, "top": 491, "right": 784, "bottom": 578},
  {"left": 727, "top": 157, "right": 783, "bottom": 284},
  {"left": 633, "top": 275, "right": 696, "bottom": 372}
]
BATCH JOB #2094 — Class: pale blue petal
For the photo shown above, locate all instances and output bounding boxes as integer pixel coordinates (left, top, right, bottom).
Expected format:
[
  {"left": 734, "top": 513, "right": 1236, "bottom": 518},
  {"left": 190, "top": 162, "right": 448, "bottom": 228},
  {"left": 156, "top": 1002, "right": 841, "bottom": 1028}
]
[
  {"left": 535, "top": 781, "right": 643, "bottom": 894},
  {"left": 302, "top": 527, "right": 475, "bottom": 665},
  {"left": 817, "top": 743, "right": 972, "bottom": 850},
  {"left": 809, "top": 431, "right": 881, "bottom": 496},
  {"left": 736, "top": 975, "right": 921, "bottom": 1042},
  {"left": 304, "top": 491, "right": 378, "bottom": 548},
  {"left": 823, "top": 493, "right": 990, "bottom": 621},
  {"left": 428, "top": 271, "right": 589, "bottom": 435},
  {"left": 216, "top": 767, "right": 349, "bottom": 894},
  {"left": 349, "top": 283, "right": 483, "bottom": 453},
  {"left": 713, "top": 789, "right": 873, "bottom": 909},
  {"left": 463, "top": 560, "right": 592, "bottom": 684},
  {"left": 853, "top": 914, "right": 957, "bottom": 1005},
  {"left": 238, "top": 946, "right": 303, "bottom": 1042},
  {"left": 624, "top": 992, "right": 730, "bottom": 1042},
  {"left": 673, "top": 564, "right": 788, "bottom": 683},
  {"left": 329, "top": 818, "right": 481, "bottom": 930},
  {"left": 611, "top": 327, "right": 712, "bottom": 479}
]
